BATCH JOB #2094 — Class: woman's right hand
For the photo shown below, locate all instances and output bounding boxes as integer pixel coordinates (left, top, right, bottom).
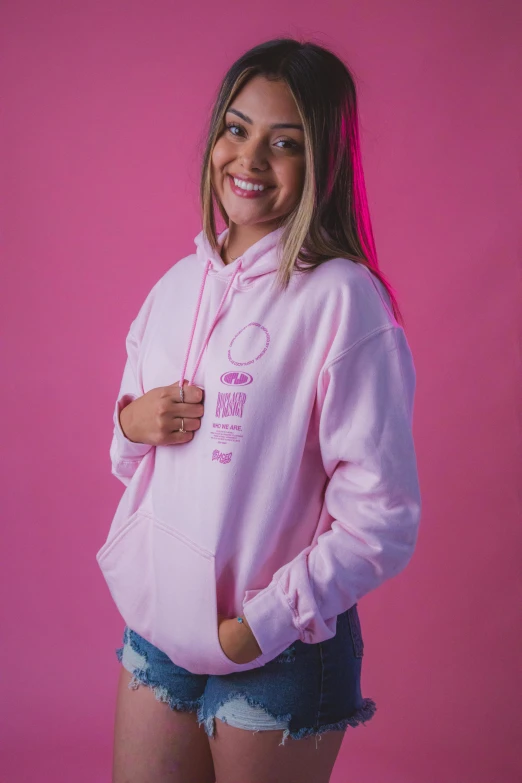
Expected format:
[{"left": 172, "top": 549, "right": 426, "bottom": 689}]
[{"left": 118, "top": 381, "right": 204, "bottom": 446}]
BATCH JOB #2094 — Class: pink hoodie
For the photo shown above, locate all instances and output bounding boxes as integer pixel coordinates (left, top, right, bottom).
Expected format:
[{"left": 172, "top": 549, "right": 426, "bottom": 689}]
[{"left": 96, "top": 225, "right": 422, "bottom": 675}]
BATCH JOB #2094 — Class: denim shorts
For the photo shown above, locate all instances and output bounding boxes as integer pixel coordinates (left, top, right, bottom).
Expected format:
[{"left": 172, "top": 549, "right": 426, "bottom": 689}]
[{"left": 115, "top": 604, "right": 377, "bottom": 746}]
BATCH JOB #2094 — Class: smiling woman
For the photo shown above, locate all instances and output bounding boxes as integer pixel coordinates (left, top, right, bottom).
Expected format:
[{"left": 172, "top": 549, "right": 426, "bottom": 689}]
[
  {"left": 103, "top": 36, "right": 421, "bottom": 783},
  {"left": 198, "top": 42, "right": 404, "bottom": 324},
  {"left": 210, "top": 76, "right": 306, "bottom": 261}
]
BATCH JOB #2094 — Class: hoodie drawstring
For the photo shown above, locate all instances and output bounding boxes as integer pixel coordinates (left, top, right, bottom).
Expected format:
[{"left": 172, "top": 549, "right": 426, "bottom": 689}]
[{"left": 179, "top": 258, "right": 244, "bottom": 394}]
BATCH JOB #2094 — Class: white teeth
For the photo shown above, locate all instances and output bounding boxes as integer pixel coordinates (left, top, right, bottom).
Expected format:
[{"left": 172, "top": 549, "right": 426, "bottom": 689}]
[{"left": 233, "top": 177, "right": 265, "bottom": 192}]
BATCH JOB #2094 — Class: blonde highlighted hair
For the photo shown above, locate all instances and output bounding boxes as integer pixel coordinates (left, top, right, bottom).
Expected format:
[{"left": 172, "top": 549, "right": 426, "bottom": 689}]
[{"left": 199, "top": 38, "right": 404, "bottom": 327}]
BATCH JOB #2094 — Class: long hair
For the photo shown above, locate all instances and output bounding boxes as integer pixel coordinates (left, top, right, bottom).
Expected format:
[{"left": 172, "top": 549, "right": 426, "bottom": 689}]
[{"left": 199, "top": 38, "right": 405, "bottom": 327}]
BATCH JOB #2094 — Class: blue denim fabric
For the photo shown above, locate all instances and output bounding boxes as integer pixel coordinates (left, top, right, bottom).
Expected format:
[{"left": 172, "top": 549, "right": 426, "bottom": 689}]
[{"left": 116, "top": 604, "right": 377, "bottom": 746}]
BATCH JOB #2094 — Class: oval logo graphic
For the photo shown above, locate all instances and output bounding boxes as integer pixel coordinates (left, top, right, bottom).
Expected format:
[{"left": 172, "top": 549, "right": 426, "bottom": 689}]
[{"left": 220, "top": 371, "right": 253, "bottom": 386}]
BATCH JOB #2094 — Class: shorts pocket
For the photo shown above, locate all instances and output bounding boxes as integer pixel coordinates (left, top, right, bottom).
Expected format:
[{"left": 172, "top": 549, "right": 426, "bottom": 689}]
[{"left": 347, "top": 603, "right": 364, "bottom": 658}]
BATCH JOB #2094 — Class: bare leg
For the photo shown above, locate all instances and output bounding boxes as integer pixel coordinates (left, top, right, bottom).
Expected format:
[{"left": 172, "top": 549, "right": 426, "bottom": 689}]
[
  {"left": 209, "top": 717, "right": 346, "bottom": 783},
  {"left": 112, "top": 666, "right": 215, "bottom": 783}
]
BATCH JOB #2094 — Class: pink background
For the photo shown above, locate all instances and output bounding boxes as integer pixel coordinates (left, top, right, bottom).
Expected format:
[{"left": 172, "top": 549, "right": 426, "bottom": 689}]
[{"left": 2, "top": 1, "right": 521, "bottom": 781}]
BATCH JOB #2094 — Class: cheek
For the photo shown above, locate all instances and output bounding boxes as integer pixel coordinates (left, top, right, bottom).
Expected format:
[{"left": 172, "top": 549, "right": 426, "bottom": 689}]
[
  {"left": 211, "top": 139, "right": 231, "bottom": 173},
  {"left": 279, "top": 161, "right": 306, "bottom": 200}
]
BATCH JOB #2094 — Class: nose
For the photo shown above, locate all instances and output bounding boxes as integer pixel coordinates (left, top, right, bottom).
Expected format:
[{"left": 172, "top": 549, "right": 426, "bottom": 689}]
[{"left": 238, "top": 136, "right": 269, "bottom": 171}]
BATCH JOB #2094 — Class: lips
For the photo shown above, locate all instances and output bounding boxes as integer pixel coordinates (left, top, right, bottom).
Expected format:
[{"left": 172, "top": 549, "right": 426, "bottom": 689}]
[
  {"left": 227, "top": 174, "right": 274, "bottom": 188},
  {"left": 227, "top": 174, "right": 274, "bottom": 199}
]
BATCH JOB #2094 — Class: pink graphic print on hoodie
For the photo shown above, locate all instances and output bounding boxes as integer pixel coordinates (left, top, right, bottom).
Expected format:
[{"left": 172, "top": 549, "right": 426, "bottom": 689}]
[{"left": 96, "top": 225, "right": 422, "bottom": 675}]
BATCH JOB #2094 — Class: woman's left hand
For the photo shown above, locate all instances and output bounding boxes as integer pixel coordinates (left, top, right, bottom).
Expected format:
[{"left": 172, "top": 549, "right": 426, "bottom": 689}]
[{"left": 217, "top": 613, "right": 262, "bottom": 664}]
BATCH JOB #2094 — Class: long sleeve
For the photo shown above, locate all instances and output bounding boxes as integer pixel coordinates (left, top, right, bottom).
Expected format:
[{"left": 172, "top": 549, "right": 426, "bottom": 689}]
[
  {"left": 110, "top": 281, "right": 161, "bottom": 486},
  {"left": 242, "top": 325, "right": 422, "bottom": 657}
]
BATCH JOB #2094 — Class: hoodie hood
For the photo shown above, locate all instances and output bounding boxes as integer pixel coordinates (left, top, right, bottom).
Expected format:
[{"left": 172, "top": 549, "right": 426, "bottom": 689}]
[
  {"left": 194, "top": 224, "right": 286, "bottom": 287},
  {"left": 179, "top": 225, "right": 286, "bottom": 393}
]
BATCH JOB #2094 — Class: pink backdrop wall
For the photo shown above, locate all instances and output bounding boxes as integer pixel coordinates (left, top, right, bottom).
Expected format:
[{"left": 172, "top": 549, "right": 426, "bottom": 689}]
[{"left": 2, "top": 1, "right": 521, "bottom": 781}]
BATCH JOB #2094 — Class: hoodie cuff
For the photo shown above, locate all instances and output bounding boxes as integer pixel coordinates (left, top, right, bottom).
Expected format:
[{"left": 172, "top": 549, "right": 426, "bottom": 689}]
[
  {"left": 113, "top": 394, "right": 152, "bottom": 459},
  {"left": 242, "top": 581, "right": 302, "bottom": 659}
]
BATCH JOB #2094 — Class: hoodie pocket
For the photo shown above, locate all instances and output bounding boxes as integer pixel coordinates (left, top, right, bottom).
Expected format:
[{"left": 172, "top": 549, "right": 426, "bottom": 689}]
[
  {"left": 98, "top": 508, "right": 264, "bottom": 675},
  {"left": 152, "top": 518, "right": 265, "bottom": 675},
  {"left": 150, "top": 518, "right": 220, "bottom": 673},
  {"left": 96, "top": 509, "right": 155, "bottom": 640}
]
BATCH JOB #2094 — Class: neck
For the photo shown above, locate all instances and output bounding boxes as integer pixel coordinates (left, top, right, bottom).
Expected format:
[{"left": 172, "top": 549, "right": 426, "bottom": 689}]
[{"left": 221, "top": 220, "right": 282, "bottom": 264}]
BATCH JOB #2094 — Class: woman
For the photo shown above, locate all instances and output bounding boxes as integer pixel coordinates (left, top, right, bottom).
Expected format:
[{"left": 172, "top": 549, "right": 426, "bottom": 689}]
[{"left": 97, "top": 37, "right": 422, "bottom": 783}]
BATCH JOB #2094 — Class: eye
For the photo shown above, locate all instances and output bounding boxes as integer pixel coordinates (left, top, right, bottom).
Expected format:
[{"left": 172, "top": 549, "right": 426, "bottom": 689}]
[
  {"left": 225, "top": 121, "right": 300, "bottom": 151},
  {"left": 275, "top": 138, "right": 299, "bottom": 150},
  {"left": 225, "top": 122, "right": 243, "bottom": 137}
]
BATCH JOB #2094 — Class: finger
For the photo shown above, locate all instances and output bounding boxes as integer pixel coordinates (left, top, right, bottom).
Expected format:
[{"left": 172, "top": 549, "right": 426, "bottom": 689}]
[
  {"left": 169, "top": 402, "right": 205, "bottom": 419},
  {"left": 171, "top": 416, "right": 201, "bottom": 432},
  {"left": 165, "top": 381, "right": 204, "bottom": 404},
  {"left": 163, "top": 430, "right": 194, "bottom": 446}
]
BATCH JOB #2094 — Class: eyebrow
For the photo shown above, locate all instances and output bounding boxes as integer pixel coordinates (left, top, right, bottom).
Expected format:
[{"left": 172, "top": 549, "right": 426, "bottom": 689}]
[{"left": 226, "top": 107, "right": 304, "bottom": 131}]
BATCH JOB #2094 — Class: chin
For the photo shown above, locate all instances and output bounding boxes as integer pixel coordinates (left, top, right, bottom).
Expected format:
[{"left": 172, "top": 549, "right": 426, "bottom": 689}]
[{"left": 224, "top": 206, "right": 268, "bottom": 225}]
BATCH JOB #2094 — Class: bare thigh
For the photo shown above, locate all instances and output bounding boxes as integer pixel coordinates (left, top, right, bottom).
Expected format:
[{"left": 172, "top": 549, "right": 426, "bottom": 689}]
[
  {"left": 112, "top": 666, "right": 215, "bottom": 783},
  {"left": 209, "top": 717, "right": 346, "bottom": 783}
]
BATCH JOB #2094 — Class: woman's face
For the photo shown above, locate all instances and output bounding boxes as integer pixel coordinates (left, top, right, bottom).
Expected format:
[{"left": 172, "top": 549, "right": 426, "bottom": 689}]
[{"left": 211, "top": 75, "right": 306, "bottom": 230}]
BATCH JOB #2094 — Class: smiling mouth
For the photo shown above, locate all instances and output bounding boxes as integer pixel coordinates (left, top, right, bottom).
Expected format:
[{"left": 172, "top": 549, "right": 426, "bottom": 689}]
[{"left": 227, "top": 174, "right": 275, "bottom": 198}]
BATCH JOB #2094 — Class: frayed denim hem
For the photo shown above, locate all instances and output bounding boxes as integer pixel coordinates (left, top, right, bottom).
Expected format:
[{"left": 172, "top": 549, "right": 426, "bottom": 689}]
[
  {"left": 115, "top": 631, "right": 377, "bottom": 750},
  {"left": 285, "top": 697, "right": 378, "bottom": 743},
  {"left": 115, "top": 644, "right": 204, "bottom": 715},
  {"left": 197, "top": 689, "right": 377, "bottom": 749}
]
